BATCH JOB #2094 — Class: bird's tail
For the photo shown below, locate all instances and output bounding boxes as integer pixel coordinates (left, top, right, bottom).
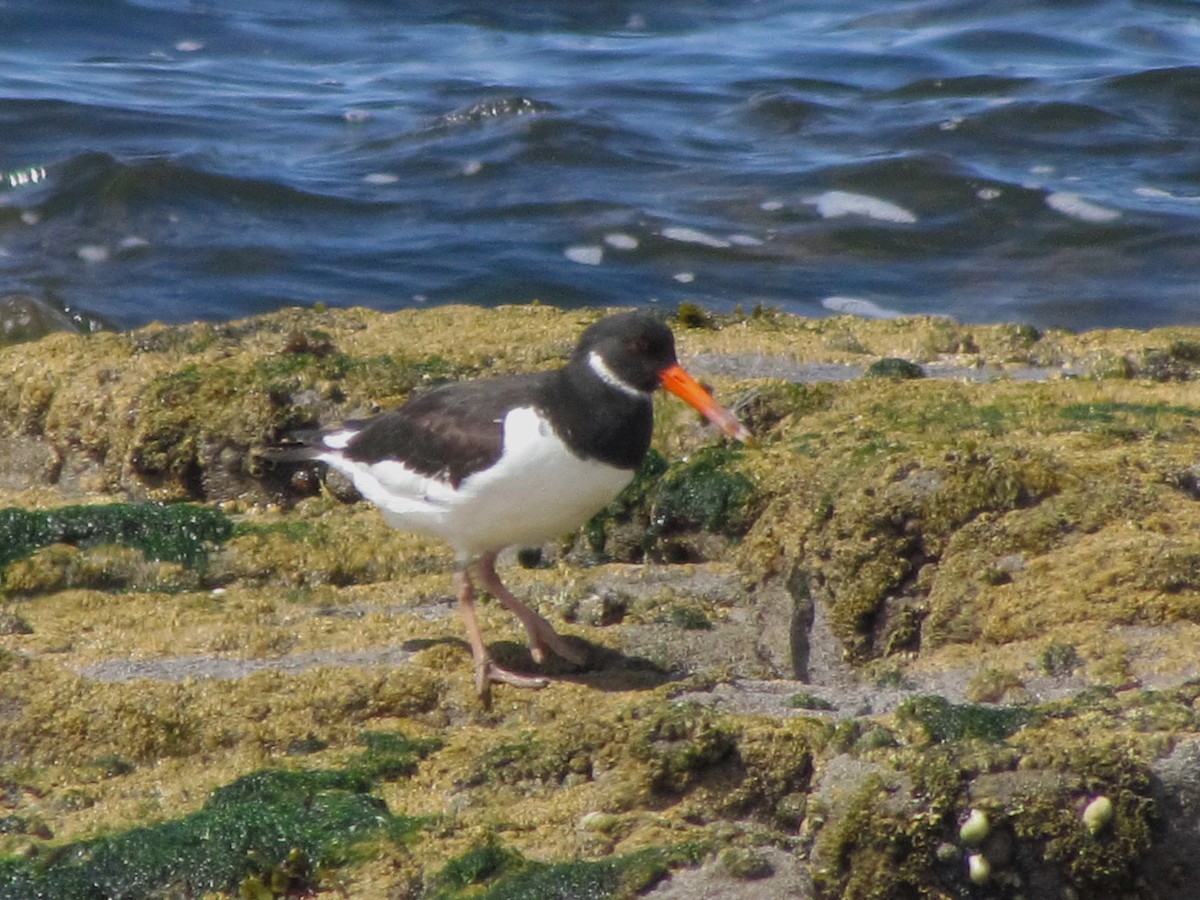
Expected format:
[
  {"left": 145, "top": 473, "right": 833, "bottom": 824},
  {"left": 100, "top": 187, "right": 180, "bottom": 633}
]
[{"left": 258, "top": 428, "right": 328, "bottom": 463}]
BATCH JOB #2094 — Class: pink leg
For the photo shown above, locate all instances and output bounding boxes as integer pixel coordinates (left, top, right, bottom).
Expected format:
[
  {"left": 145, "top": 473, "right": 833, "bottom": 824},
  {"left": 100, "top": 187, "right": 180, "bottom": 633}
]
[
  {"left": 473, "top": 552, "right": 586, "bottom": 666},
  {"left": 454, "top": 567, "right": 549, "bottom": 706}
]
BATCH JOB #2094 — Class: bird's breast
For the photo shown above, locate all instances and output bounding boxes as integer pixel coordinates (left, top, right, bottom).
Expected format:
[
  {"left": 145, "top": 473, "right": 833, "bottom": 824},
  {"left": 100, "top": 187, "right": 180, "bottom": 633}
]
[{"left": 445, "top": 406, "right": 634, "bottom": 552}]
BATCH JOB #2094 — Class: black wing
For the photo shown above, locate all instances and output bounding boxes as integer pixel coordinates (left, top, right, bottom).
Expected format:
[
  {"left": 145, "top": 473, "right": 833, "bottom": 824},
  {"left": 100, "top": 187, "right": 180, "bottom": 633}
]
[{"left": 344, "top": 372, "right": 552, "bottom": 488}]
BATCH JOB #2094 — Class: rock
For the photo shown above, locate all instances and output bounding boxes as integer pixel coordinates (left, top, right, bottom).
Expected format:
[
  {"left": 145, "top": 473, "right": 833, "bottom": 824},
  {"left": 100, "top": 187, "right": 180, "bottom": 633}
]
[
  {"left": 644, "top": 847, "right": 813, "bottom": 899},
  {"left": 0, "top": 293, "right": 76, "bottom": 347},
  {"left": 1140, "top": 738, "right": 1200, "bottom": 896}
]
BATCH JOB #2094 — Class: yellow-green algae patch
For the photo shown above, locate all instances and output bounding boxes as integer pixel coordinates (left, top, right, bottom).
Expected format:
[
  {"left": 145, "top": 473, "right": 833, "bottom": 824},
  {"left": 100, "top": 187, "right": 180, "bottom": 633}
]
[
  {"left": 5, "top": 305, "right": 1200, "bottom": 896},
  {"left": 735, "top": 374, "right": 1200, "bottom": 672}
]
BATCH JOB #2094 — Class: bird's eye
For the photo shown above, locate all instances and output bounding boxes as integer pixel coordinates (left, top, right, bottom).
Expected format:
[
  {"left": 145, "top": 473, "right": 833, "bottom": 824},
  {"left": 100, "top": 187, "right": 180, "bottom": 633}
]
[{"left": 628, "top": 336, "right": 649, "bottom": 354}]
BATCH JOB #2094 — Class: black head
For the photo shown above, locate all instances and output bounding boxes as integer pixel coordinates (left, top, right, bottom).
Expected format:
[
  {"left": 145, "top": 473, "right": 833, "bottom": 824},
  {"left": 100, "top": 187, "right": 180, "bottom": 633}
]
[{"left": 571, "top": 311, "right": 678, "bottom": 394}]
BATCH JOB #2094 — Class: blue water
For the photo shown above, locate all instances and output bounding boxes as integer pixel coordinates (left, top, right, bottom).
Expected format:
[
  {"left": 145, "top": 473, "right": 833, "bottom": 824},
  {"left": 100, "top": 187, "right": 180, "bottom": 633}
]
[{"left": 2, "top": 0, "right": 1200, "bottom": 332}]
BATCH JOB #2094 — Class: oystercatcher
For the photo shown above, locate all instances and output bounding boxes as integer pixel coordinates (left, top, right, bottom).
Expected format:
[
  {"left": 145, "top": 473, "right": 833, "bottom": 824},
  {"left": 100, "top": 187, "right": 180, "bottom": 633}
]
[{"left": 273, "top": 311, "right": 751, "bottom": 703}]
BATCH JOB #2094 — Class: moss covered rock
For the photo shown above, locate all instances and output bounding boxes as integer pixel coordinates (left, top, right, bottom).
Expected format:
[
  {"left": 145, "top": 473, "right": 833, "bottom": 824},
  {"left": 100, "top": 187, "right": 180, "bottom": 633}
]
[{"left": 3, "top": 305, "right": 1200, "bottom": 897}]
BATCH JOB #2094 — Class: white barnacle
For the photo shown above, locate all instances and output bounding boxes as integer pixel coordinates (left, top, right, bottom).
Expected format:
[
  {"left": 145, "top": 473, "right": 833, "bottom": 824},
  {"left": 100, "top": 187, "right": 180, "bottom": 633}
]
[
  {"left": 959, "top": 808, "right": 990, "bottom": 845},
  {"left": 1082, "top": 795, "right": 1114, "bottom": 834},
  {"left": 967, "top": 853, "right": 991, "bottom": 884}
]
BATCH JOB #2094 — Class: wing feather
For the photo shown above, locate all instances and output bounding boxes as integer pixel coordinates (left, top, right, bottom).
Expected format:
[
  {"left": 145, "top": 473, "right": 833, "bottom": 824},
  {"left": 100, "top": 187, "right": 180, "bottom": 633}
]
[{"left": 343, "top": 372, "right": 552, "bottom": 487}]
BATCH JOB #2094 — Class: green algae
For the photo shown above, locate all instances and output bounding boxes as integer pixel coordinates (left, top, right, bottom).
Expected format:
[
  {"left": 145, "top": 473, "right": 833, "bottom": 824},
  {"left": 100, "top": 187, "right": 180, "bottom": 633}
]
[
  {"left": 653, "top": 445, "right": 757, "bottom": 538},
  {"left": 1041, "top": 642, "right": 1083, "bottom": 676},
  {"left": 813, "top": 770, "right": 940, "bottom": 900},
  {"left": 0, "top": 503, "right": 233, "bottom": 572},
  {"left": 897, "top": 695, "right": 1034, "bottom": 744},
  {"left": 663, "top": 605, "right": 712, "bottom": 630},
  {"left": 467, "top": 731, "right": 571, "bottom": 788},
  {"left": 718, "top": 846, "right": 774, "bottom": 880},
  {"left": 476, "top": 849, "right": 679, "bottom": 900},
  {"left": 582, "top": 444, "right": 758, "bottom": 563},
  {"left": 428, "top": 840, "right": 521, "bottom": 896},
  {"left": 787, "top": 692, "right": 835, "bottom": 711},
  {"left": 430, "top": 841, "right": 702, "bottom": 900},
  {"left": 674, "top": 301, "right": 716, "bottom": 330},
  {"left": 629, "top": 702, "right": 739, "bottom": 797},
  {"left": 353, "top": 731, "right": 443, "bottom": 782},
  {"left": 0, "top": 768, "right": 418, "bottom": 900},
  {"left": 733, "top": 380, "right": 838, "bottom": 440},
  {"left": 582, "top": 449, "right": 669, "bottom": 560},
  {"left": 863, "top": 357, "right": 924, "bottom": 380},
  {"left": 1059, "top": 400, "right": 1200, "bottom": 424},
  {"left": 0, "top": 501, "right": 235, "bottom": 594}
]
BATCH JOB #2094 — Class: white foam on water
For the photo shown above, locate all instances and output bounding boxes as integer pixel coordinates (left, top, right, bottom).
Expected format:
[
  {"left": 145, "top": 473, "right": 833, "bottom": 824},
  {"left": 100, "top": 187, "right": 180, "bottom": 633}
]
[
  {"left": 660, "top": 226, "right": 731, "bottom": 248},
  {"left": 821, "top": 296, "right": 902, "bottom": 319},
  {"left": 77, "top": 244, "right": 110, "bottom": 263},
  {"left": 1134, "top": 186, "right": 1200, "bottom": 202},
  {"left": 727, "top": 233, "right": 764, "bottom": 246},
  {"left": 1044, "top": 192, "right": 1120, "bottom": 223},
  {"left": 603, "top": 232, "right": 639, "bottom": 250},
  {"left": 564, "top": 245, "right": 603, "bottom": 265},
  {"left": 811, "top": 190, "right": 917, "bottom": 224}
]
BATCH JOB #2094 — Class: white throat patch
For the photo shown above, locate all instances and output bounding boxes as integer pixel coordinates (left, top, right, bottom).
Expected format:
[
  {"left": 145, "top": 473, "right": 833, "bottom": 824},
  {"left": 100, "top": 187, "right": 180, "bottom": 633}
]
[{"left": 588, "top": 350, "right": 649, "bottom": 399}]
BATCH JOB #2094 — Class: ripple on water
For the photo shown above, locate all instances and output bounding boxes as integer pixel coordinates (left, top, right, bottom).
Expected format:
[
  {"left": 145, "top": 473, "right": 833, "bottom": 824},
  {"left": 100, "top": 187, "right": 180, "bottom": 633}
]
[{"left": 3, "top": 1, "right": 1200, "bottom": 330}]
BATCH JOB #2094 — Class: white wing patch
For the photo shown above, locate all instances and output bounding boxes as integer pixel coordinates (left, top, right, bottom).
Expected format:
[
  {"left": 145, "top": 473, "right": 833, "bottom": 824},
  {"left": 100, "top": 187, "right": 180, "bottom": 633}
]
[{"left": 321, "top": 428, "right": 358, "bottom": 451}]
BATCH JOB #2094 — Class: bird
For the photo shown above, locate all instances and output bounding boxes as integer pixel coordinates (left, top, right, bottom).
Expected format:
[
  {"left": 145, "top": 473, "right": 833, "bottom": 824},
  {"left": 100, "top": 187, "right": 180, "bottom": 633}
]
[{"left": 271, "top": 311, "right": 751, "bottom": 704}]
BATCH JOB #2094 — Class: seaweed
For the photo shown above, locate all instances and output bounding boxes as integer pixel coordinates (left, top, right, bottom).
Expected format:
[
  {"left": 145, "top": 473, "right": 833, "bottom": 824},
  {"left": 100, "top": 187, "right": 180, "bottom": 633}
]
[
  {"left": 0, "top": 768, "right": 418, "bottom": 900},
  {"left": 897, "top": 695, "right": 1034, "bottom": 744},
  {"left": 652, "top": 445, "right": 757, "bottom": 537},
  {"left": 352, "top": 730, "right": 443, "bottom": 781},
  {"left": 864, "top": 357, "right": 925, "bottom": 380},
  {"left": 429, "top": 842, "right": 700, "bottom": 900},
  {"left": 0, "top": 503, "right": 233, "bottom": 570}
]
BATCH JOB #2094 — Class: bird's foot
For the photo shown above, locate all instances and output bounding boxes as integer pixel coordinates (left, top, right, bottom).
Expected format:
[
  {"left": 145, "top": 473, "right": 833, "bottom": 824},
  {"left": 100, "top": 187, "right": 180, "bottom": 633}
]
[{"left": 474, "top": 657, "right": 550, "bottom": 706}]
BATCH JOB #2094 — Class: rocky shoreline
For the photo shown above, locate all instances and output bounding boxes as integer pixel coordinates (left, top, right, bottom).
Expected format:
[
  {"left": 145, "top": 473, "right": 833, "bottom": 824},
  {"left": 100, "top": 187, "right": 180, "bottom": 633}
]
[{"left": 3, "top": 304, "right": 1200, "bottom": 898}]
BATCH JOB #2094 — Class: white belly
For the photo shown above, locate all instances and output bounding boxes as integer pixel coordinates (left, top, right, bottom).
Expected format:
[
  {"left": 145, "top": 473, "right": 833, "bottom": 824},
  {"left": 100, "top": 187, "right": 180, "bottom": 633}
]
[{"left": 322, "top": 406, "right": 633, "bottom": 559}]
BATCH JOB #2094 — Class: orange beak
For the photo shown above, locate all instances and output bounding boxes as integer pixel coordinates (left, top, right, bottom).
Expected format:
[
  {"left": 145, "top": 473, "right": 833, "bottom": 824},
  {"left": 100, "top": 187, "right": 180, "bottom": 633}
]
[{"left": 660, "top": 364, "right": 753, "bottom": 445}]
